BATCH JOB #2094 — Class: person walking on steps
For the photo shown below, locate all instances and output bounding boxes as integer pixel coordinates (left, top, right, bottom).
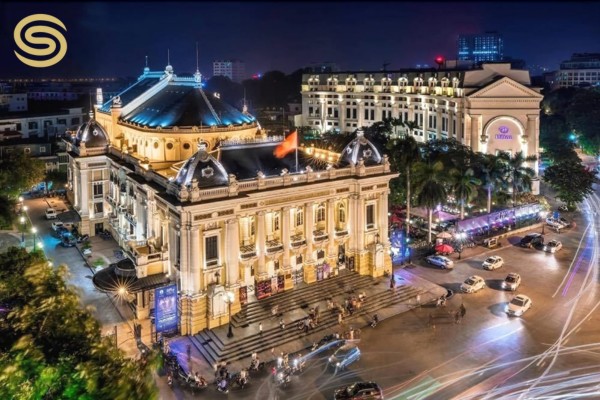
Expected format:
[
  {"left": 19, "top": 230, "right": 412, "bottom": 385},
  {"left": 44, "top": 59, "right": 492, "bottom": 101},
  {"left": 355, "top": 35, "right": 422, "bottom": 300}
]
[
  {"left": 390, "top": 274, "right": 396, "bottom": 291},
  {"left": 259, "top": 322, "right": 263, "bottom": 335},
  {"left": 460, "top": 303, "right": 466, "bottom": 321}
]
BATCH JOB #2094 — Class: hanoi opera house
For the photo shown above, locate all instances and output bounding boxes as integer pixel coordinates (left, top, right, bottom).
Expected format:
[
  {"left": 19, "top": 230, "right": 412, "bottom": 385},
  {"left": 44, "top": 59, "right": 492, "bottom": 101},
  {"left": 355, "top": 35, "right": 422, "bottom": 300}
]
[
  {"left": 66, "top": 64, "right": 397, "bottom": 335},
  {"left": 66, "top": 62, "right": 541, "bottom": 335}
]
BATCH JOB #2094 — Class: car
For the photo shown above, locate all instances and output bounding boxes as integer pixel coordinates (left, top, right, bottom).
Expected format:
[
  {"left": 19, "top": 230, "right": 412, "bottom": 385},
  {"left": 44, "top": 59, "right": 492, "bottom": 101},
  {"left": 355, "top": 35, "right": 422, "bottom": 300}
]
[
  {"left": 51, "top": 221, "right": 64, "bottom": 231},
  {"left": 546, "top": 218, "right": 568, "bottom": 229},
  {"left": 460, "top": 275, "right": 486, "bottom": 293},
  {"left": 502, "top": 273, "right": 521, "bottom": 291},
  {"left": 425, "top": 255, "right": 454, "bottom": 269},
  {"left": 328, "top": 345, "right": 361, "bottom": 372},
  {"left": 60, "top": 232, "right": 77, "bottom": 247},
  {"left": 519, "top": 233, "right": 544, "bottom": 248},
  {"left": 482, "top": 255, "right": 504, "bottom": 270},
  {"left": 45, "top": 208, "right": 57, "bottom": 219},
  {"left": 506, "top": 294, "right": 532, "bottom": 316},
  {"left": 544, "top": 240, "right": 563, "bottom": 253},
  {"left": 334, "top": 381, "right": 384, "bottom": 400}
]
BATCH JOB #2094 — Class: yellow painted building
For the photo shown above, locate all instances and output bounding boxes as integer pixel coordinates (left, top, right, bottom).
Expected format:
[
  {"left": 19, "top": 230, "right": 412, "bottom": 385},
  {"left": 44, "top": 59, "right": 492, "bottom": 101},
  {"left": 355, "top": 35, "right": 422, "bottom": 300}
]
[{"left": 66, "top": 64, "right": 397, "bottom": 335}]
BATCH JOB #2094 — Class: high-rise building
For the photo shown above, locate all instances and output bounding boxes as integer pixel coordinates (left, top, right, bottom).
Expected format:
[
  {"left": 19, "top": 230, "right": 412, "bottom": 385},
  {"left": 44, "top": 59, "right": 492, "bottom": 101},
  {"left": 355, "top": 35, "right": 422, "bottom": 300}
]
[
  {"left": 213, "top": 60, "right": 246, "bottom": 82},
  {"left": 555, "top": 53, "right": 600, "bottom": 88},
  {"left": 458, "top": 32, "right": 504, "bottom": 63}
]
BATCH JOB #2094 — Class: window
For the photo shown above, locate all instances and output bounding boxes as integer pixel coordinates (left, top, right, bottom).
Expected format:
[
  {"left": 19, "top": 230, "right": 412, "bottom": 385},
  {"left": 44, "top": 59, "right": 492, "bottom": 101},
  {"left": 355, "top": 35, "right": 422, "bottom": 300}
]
[
  {"left": 24, "top": 147, "right": 31, "bottom": 154},
  {"left": 93, "top": 182, "right": 103, "bottom": 198},
  {"left": 273, "top": 214, "right": 280, "bottom": 231},
  {"left": 39, "top": 146, "right": 46, "bottom": 153},
  {"left": 295, "top": 209, "right": 304, "bottom": 227},
  {"left": 71, "top": 118, "right": 80, "bottom": 125},
  {"left": 338, "top": 204, "right": 346, "bottom": 223},
  {"left": 205, "top": 236, "right": 218, "bottom": 263},
  {"left": 274, "top": 260, "right": 280, "bottom": 271},
  {"left": 94, "top": 202, "right": 103, "bottom": 214},
  {"left": 296, "top": 255, "right": 303, "bottom": 265},
  {"left": 317, "top": 250, "right": 325, "bottom": 259},
  {"left": 316, "top": 205, "right": 325, "bottom": 223},
  {"left": 250, "top": 217, "right": 255, "bottom": 236},
  {"left": 28, "top": 122, "right": 38, "bottom": 130},
  {"left": 366, "top": 204, "right": 375, "bottom": 229}
]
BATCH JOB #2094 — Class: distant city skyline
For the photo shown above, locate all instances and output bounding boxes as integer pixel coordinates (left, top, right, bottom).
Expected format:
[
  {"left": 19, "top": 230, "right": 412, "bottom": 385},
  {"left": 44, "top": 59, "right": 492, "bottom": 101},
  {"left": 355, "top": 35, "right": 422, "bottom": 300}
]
[{"left": 1, "top": 2, "right": 599, "bottom": 78}]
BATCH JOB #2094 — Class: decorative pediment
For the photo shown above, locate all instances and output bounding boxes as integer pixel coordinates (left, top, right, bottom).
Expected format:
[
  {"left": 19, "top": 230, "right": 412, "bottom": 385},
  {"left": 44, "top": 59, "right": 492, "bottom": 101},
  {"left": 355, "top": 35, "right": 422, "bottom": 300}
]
[{"left": 468, "top": 77, "right": 543, "bottom": 99}]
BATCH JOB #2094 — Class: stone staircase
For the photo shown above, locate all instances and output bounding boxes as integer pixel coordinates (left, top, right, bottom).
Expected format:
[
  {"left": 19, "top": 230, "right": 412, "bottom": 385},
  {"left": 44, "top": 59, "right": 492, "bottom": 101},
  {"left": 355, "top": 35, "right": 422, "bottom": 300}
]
[{"left": 191, "top": 272, "right": 424, "bottom": 366}]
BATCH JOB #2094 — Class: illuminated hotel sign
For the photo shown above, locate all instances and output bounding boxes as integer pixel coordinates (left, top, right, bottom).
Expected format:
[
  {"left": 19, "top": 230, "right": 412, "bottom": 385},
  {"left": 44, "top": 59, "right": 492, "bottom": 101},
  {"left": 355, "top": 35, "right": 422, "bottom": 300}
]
[{"left": 495, "top": 126, "right": 512, "bottom": 140}]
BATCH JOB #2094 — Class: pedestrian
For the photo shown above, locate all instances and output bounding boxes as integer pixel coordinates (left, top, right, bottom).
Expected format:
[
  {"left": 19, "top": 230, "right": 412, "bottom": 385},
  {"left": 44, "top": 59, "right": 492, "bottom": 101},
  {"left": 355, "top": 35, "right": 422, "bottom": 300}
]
[
  {"left": 186, "top": 344, "right": 191, "bottom": 362},
  {"left": 390, "top": 275, "right": 396, "bottom": 290},
  {"left": 460, "top": 303, "right": 466, "bottom": 319},
  {"left": 338, "top": 312, "right": 343, "bottom": 325},
  {"left": 454, "top": 311, "right": 461, "bottom": 324},
  {"left": 279, "top": 318, "right": 285, "bottom": 330},
  {"left": 259, "top": 322, "right": 263, "bottom": 335},
  {"left": 271, "top": 347, "right": 275, "bottom": 360}
]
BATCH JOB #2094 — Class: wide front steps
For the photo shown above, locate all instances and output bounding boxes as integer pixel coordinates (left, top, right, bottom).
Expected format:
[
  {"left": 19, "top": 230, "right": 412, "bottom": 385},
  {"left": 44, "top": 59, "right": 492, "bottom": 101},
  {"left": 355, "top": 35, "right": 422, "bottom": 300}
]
[
  {"left": 192, "top": 284, "right": 424, "bottom": 366},
  {"left": 231, "top": 272, "right": 373, "bottom": 329}
]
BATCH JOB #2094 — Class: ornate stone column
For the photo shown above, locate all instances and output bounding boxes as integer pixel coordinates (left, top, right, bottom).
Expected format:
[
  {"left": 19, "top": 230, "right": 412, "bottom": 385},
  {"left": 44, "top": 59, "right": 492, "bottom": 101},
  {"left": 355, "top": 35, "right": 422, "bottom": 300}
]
[
  {"left": 326, "top": 199, "right": 337, "bottom": 270},
  {"left": 347, "top": 195, "right": 357, "bottom": 252},
  {"left": 179, "top": 225, "right": 190, "bottom": 293},
  {"left": 470, "top": 114, "right": 481, "bottom": 152},
  {"left": 225, "top": 219, "right": 240, "bottom": 286},
  {"left": 189, "top": 226, "right": 200, "bottom": 294},
  {"left": 281, "top": 206, "right": 292, "bottom": 289},
  {"left": 303, "top": 202, "right": 316, "bottom": 283},
  {"left": 379, "top": 192, "right": 389, "bottom": 245},
  {"left": 356, "top": 195, "right": 369, "bottom": 275},
  {"left": 256, "top": 211, "right": 266, "bottom": 277}
]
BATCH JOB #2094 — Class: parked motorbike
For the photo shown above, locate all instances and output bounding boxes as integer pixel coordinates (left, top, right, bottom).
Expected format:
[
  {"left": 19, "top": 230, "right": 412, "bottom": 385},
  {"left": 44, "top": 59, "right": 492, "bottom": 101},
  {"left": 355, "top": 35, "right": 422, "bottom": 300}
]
[
  {"left": 77, "top": 234, "right": 89, "bottom": 243},
  {"left": 232, "top": 372, "right": 249, "bottom": 389},
  {"left": 274, "top": 370, "right": 291, "bottom": 388},
  {"left": 249, "top": 359, "right": 265, "bottom": 372}
]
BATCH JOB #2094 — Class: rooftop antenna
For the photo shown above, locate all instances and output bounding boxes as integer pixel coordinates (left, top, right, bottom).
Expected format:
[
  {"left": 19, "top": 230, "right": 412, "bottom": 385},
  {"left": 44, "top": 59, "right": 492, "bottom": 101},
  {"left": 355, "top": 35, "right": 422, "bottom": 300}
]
[
  {"left": 195, "top": 42, "right": 199, "bottom": 72},
  {"left": 168, "top": 49, "right": 170, "bottom": 66},
  {"left": 145, "top": 55, "right": 148, "bottom": 68},
  {"left": 242, "top": 87, "right": 248, "bottom": 114}
]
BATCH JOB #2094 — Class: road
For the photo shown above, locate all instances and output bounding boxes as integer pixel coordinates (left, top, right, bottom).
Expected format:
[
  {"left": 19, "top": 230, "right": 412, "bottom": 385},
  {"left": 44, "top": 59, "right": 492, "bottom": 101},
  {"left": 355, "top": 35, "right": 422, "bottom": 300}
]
[{"left": 22, "top": 184, "right": 600, "bottom": 399}]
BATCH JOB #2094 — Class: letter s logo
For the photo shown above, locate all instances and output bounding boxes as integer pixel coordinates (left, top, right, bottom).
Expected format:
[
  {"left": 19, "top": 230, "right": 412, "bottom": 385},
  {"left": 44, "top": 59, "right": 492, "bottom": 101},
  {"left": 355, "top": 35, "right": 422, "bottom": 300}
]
[{"left": 13, "top": 14, "right": 67, "bottom": 68}]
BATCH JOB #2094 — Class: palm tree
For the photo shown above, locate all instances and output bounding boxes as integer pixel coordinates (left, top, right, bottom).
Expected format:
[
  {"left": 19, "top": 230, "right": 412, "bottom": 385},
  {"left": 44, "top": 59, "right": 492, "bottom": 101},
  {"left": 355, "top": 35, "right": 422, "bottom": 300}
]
[
  {"left": 414, "top": 160, "right": 447, "bottom": 243},
  {"left": 387, "top": 135, "right": 421, "bottom": 244},
  {"left": 498, "top": 151, "right": 537, "bottom": 206},
  {"left": 450, "top": 168, "right": 481, "bottom": 219},
  {"left": 477, "top": 153, "right": 508, "bottom": 213}
]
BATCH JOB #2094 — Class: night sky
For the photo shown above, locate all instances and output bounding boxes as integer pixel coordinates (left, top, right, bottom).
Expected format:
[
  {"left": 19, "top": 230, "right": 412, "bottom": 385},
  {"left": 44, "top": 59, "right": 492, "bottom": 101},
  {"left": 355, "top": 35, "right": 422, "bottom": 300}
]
[{"left": 1, "top": 1, "right": 599, "bottom": 78}]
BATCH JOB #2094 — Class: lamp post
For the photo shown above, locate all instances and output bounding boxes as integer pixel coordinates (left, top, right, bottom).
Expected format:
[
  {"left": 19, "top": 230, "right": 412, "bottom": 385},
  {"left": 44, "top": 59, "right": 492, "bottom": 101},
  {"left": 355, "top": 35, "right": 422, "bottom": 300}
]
[
  {"left": 539, "top": 211, "right": 548, "bottom": 234},
  {"left": 20, "top": 216, "right": 25, "bottom": 244},
  {"left": 457, "top": 232, "right": 466, "bottom": 260},
  {"left": 31, "top": 227, "right": 37, "bottom": 251},
  {"left": 224, "top": 291, "right": 235, "bottom": 338}
]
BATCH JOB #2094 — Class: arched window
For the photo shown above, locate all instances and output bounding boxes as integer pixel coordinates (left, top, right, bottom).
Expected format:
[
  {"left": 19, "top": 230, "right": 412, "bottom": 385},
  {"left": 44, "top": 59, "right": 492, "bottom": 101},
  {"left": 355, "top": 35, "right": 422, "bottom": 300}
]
[
  {"left": 441, "top": 78, "right": 450, "bottom": 88},
  {"left": 338, "top": 203, "right": 346, "bottom": 224},
  {"left": 295, "top": 209, "right": 304, "bottom": 227},
  {"left": 414, "top": 77, "right": 423, "bottom": 87},
  {"left": 398, "top": 77, "right": 408, "bottom": 87},
  {"left": 452, "top": 77, "right": 460, "bottom": 89},
  {"left": 428, "top": 77, "right": 437, "bottom": 88},
  {"left": 316, "top": 204, "right": 326, "bottom": 223}
]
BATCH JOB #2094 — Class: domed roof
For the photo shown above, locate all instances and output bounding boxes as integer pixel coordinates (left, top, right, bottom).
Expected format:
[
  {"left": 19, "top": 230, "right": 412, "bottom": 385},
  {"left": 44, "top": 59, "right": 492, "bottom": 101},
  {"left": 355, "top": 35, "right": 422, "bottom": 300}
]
[
  {"left": 340, "top": 130, "right": 382, "bottom": 166},
  {"left": 120, "top": 83, "right": 255, "bottom": 128},
  {"left": 174, "top": 143, "right": 229, "bottom": 188},
  {"left": 74, "top": 113, "right": 109, "bottom": 148}
]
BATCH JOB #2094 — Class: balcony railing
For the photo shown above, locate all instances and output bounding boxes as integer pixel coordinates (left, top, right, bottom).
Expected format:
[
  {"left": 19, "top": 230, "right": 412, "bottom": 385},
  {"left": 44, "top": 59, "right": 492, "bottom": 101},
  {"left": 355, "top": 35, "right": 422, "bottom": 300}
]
[
  {"left": 335, "top": 229, "right": 349, "bottom": 237},
  {"left": 266, "top": 239, "right": 284, "bottom": 254},
  {"left": 124, "top": 212, "right": 137, "bottom": 226},
  {"left": 240, "top": 244, "right": 257, "bottom": 260},
  {"left": 290, "top": 234, "right": 306, "bottom": 248},
  {"left": 313, "top": 230, "right": 329, "bottom": 242}
]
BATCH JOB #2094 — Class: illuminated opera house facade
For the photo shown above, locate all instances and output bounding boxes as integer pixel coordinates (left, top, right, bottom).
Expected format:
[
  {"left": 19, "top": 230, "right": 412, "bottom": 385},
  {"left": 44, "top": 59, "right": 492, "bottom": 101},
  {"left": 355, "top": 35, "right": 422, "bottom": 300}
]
[
  {"left": 300, "top": 62, "right": 543, "bottom": 191},
  {"left": 65, "top": 64, "right": 397, "bottom": 335}
]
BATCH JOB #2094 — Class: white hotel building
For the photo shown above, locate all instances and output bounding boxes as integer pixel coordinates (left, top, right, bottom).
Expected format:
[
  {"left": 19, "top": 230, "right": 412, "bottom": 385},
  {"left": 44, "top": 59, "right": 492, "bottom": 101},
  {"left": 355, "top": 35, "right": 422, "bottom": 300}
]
[{"left": 300, "top": 62, "right": 543, "bottom": 187}]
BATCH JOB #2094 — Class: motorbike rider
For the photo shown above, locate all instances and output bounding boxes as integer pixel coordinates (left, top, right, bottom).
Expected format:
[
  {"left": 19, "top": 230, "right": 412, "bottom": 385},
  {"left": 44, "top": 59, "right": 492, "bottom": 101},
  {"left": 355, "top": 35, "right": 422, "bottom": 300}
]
[
  {"left": 371, "top": 314, "right": 379, "bottom": 327},
  {"left": 239, "top": 368, "right": 248, "bottom": 386}
]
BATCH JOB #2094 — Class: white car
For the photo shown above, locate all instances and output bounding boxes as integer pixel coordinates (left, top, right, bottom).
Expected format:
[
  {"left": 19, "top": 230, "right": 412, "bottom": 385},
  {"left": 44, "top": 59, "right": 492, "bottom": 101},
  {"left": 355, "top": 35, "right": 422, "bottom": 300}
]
[
  {"left": 45, "top": 208, "right": 57, "bottom": 219},
  {"left": 502, "top": 273, "right": 521, "bottom": 291},
  {"left": 506, "top": 294, "right": 532, "bottom": 317},
  {"left": 482, "top": 255, "right": 504, "bottom": 270},
  {"left": 546, "top": 217, "right": 568, "bottom": 229},
  {"left": 51, "top": 221, "right": 64, "bottom": 231},
  {"left": 460, "top": 275, "right": 486, "bottom": 293},
  {"left": 544, "top": 240, "right": 563, "bottom": 253},
  {"left": 425, "top": 255, "right": 454, "bottom": 269}
]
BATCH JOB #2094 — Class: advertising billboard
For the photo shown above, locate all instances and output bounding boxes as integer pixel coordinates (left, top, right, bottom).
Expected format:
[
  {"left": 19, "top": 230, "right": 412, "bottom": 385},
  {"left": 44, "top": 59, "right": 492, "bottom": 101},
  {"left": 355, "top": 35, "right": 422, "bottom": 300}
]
[{"left": 155, "top": 284, "right": 178, "bottom": 333}]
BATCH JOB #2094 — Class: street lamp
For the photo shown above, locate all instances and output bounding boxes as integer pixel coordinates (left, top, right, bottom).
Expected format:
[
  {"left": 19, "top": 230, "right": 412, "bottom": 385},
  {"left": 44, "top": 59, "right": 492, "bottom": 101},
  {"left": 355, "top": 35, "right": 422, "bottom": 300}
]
[
  {"left": 20, "top": 216, "right": 25, "bottom": 244},
  {"left": 31, "top": 227, "right": 37, "bottom": 251},
  {"left": 457, "top": 232, "right": 466, "bottom": 260},
  {"left": 224, "top": 291, "right": 235, "bottom": 338},
  {"left": 539, "top": 211, "right": 548, "bottom": 234}
]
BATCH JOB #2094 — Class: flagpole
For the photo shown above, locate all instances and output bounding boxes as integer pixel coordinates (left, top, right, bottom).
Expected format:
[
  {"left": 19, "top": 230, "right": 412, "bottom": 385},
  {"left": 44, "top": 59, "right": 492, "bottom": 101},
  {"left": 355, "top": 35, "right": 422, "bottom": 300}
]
[{"left": 295, "top": 131, "right": 299, "bottom": 173}]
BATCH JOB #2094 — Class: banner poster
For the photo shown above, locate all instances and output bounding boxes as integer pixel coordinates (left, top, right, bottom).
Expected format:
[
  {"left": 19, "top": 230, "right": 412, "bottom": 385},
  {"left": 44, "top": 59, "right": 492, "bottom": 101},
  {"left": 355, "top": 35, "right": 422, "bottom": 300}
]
[{"left": 155, "top": 284, "right": 178, "bottom": 333}]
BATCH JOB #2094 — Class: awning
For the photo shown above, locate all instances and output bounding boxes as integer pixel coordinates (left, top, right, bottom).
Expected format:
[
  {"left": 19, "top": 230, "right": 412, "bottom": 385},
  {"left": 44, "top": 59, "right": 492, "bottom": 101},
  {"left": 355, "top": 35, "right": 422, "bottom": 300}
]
[
  {"left": 411, "top": 207, "right": 458, "bottom": 222},
  {"left": 92, "top": 260, "right": 171, "bottom": 294}
]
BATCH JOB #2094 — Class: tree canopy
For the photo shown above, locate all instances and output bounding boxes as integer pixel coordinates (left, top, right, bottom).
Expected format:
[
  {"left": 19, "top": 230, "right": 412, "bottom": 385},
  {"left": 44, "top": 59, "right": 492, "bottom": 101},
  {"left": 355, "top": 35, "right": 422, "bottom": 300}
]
[
  {"left": 543, "top": 160, "right": 598, "bottom": 208},
  {"left": 0, "top": 152, "right": 46, "bottom": 198},
  {"left": 0, "top": 247, "right": 158, "bottom": 400}
]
